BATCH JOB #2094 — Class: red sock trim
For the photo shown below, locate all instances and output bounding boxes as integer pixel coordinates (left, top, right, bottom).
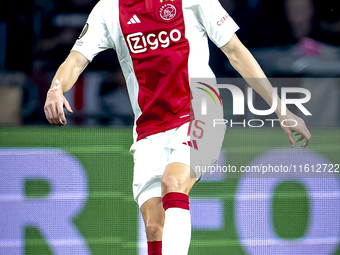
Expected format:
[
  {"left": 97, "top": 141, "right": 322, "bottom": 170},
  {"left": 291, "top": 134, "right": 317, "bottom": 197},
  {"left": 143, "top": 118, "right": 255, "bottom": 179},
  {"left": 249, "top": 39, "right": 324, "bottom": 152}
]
[
  {"left": 162, "top": 192, "right": 189, "bottom": 211},
  {"left": 148, "top": 241, "right": 162, "bottom": 255}
]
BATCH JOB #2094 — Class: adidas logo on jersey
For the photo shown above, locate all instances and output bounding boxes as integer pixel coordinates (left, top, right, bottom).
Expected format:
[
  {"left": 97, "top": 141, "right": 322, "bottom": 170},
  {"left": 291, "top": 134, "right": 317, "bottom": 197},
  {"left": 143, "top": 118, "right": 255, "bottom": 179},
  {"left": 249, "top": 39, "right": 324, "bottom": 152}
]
[
  {"left": 183, "top": 140, "right": 198, "bottom": 150},
  {"left": 127, "top": 15, "right": 141, "bottom": 25}
]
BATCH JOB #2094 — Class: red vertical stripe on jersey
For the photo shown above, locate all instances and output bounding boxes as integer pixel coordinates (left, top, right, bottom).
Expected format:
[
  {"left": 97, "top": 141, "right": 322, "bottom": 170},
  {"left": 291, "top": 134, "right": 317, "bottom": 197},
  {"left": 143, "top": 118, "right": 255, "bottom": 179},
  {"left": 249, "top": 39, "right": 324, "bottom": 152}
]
[
  {"left": 119, "top": 0, "right": 191, "bottom": 141},
  {"left": 192, "top": 140, "right": 198, "bottom": 150}
]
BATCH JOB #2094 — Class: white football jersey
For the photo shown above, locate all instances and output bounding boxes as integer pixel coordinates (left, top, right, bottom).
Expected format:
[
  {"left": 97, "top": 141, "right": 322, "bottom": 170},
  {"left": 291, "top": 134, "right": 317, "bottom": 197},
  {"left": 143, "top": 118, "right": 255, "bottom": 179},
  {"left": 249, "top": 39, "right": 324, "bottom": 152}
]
[{"left": 71, "top": 0, "right": 239, "bottom": 141}]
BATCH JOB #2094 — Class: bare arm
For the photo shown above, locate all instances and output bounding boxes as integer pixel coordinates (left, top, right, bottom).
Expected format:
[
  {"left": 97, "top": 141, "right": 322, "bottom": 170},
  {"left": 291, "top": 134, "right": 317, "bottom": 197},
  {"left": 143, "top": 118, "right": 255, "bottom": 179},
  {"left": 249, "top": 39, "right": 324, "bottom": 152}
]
[
  {"left": 44, "top": 51, "right": 89, "bottom": 126},
  {"left": 220, "top": 34, "right": 311, "bottom": 148}
]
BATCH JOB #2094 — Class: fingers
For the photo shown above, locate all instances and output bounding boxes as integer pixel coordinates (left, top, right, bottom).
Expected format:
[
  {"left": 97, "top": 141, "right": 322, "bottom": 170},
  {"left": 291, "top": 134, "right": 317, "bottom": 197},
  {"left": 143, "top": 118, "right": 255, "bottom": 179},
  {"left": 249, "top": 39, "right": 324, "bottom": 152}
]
[
  {"left": 44, "top": 105, "right": 55, "bottom": 125},
  {"left": 294, "top": 132, "right": 303, "bottom": 142},
  {"left": 294, "top": 129, "right": 311, "bottom": 148},
  {"left": 48, "top": 103, "right": 60, "bottom": 126},
  {"left": 284, "top": 129, "right": 295, "bottom": 148},
  {"left": 45, "top": 104, "right": 59, "bottom": 125},
  {"left": 288, "top": 130, "right": 311, "bottom": 148},
  {"left": 56, "top": 101, "right": 67, "bottom": 126},
  {"left": 300, "top": 129, "right": 311, "bottom": 148},
  {"left": 64, "top": 98, "right": 73, "bottom": 114},
  {"left": 281, "top": 113, "right": 311, "bottom": 149},
  {"left": 44, "top": 99, "right": 72, "bottom": 126}
]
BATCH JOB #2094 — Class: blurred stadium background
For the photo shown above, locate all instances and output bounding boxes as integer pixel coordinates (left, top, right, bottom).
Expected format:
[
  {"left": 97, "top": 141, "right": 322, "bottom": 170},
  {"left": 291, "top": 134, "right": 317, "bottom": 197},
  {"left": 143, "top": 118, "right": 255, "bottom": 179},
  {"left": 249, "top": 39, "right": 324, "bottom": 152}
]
[{"left": 0, "top": 0, "right": 340, "bottom": 254}]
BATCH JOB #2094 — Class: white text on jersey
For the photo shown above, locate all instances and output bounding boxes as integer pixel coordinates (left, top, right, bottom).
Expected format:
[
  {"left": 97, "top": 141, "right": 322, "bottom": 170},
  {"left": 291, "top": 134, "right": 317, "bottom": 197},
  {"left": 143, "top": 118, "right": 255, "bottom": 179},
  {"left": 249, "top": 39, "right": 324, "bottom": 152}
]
[{"left": 127, "top": 29, "right": 182, "bottom": 54}]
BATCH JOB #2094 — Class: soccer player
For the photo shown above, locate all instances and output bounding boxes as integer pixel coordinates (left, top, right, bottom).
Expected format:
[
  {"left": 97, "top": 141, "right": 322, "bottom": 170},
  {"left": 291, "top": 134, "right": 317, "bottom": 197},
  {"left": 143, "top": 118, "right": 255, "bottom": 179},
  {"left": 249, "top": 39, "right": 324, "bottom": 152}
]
[{"left": 44, "top": 0, "right": 311, "bottom": 254}]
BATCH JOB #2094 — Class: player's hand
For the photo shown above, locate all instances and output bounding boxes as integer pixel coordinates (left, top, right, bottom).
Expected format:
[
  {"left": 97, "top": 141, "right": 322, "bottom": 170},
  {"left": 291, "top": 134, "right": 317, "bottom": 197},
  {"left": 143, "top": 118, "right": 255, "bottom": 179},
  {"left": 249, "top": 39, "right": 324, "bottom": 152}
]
[
  {"left": 44, "top": 88, "right": 73, "bottom": 126},
  {"left": 279, "top": 111, "right": 311, "bottom": 148}
]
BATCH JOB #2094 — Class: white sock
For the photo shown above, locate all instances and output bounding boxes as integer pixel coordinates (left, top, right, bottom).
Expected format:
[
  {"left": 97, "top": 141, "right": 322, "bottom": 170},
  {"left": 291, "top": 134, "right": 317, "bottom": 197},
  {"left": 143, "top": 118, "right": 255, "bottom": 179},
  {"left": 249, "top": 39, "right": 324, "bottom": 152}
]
[{"left": 162, "top": 207, "right": 191, "bottom": 255}]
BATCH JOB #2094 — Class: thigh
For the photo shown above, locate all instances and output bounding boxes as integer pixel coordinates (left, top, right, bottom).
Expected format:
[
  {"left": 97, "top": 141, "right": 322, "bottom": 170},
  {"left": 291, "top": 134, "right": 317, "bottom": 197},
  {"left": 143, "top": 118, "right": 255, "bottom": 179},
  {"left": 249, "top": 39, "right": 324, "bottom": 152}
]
[
  {"left": 167, "top": 121, "right": 226, "bottom": 180},
  {"left": 162, "top": 162, "right": 196, "bottom": 196},
  {"left": 131, "top": 134, "right": 169, "bottom": 207}
]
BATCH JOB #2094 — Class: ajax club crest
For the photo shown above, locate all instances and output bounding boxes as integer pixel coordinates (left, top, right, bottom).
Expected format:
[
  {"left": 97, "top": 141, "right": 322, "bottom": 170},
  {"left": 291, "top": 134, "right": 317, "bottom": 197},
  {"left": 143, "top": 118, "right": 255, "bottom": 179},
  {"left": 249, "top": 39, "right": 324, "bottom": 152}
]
[{"left": 159, "top": 2, "right": 177, "bottom": 21}]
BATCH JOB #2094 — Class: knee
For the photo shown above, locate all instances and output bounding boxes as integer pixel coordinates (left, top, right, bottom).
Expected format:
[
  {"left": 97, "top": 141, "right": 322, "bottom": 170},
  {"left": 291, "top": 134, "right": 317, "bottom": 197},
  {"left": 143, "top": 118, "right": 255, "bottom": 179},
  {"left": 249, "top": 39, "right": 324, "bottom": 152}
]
[
  {"left": 162, "top": 174, "right": 194, "bottom": 195},
  {"left": 161, "top": 174, "right": 180, "bottom": 192},
  {"left": 162, "top": 163, "right": 196, "bottom": 195},
  {"left": 145, "top": 222, "right": 163, "bottom": 241}
]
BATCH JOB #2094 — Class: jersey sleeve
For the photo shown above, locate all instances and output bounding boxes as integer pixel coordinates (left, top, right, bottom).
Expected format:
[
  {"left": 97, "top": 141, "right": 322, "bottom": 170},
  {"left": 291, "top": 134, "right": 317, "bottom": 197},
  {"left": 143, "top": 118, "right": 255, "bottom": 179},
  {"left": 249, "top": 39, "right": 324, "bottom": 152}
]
[
  {"left": 71, "top": 1, "right": 114, "bottom": 62},
  {"left": 195, "top": 0, "right": 239, "bottom": 48}
]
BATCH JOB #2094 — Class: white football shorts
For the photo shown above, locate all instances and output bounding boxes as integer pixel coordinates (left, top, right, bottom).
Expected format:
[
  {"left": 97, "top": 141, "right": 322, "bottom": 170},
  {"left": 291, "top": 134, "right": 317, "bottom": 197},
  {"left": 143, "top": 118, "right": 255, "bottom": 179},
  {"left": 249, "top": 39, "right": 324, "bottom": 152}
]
[{"left": 131, "top": 119, "right": 226, "bottom": 208}]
